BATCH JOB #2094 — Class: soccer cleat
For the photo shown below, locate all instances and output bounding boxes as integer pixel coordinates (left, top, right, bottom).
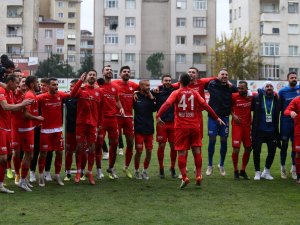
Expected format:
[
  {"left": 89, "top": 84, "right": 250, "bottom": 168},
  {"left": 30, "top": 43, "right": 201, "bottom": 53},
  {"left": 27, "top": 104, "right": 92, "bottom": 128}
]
[
  {"left": 291, "top": 166, "right": 297, "bottom": 180},
  {"left": 64, "top": 173, "right": 71, "bottom": 181},
  {"left": 102, "top": 152, "right": 109, "bottom": 160},
  {"left": 54, "top": 175, "right": 64, "bottom": 186},
  {"left": 170, "top": 168, "right": 176, "bottom": 178},
  {"left": 118, "top": 148, "right": 124, "bottom": 156},
  {"left": 26, "top": 179, "right": 33, "bottom": 188},
  {"left": 18, "top": 179, "right": 32, "bottom": 192},
  {"left": 218, "top": 164, "right": 226, "bottom": 176},
  {"left": 96, "top": 168, "right": 104, "bottom": 180},
  {"left": 141, "top": 170, "right": 150, "bottom": 180},
  {"left": 196, "top": 175, "right": 202, "bottom": 186},
  {"left": 0, "top": 186, "right": 14, "bottom": 194},
  {"left": 39, "top": 174, "right": 45, "bottom": 187},
  {"left": 261, "top": 168, "right": 274, "bottom": 180},
  {"left": 254, "top": 171, "right": 261, "bottom": 180},
  {"left": 14, "top": 174, "right": 20, "bottom": 185},
  {"left": 107, "top": 168, "right": 119, "bottom": 179},
  {"left": 206, "top": 166, "right": 213, "bottom": 176},
  {"left": 44, "top": 172, "right": 52, "bottom": 182},
  {"left": 123, "top": 168, "right": 133, "bottom": 179},
  {"left": 6, "top": 168, "right": 14, "bottom": 179},
  {"left": 74, "top": 172, "right": 81, "bottom": 183},
  {"left": 29, "top": 171, "right": 36, "bottom": 182},
  {"left": 239, "top": 170, "right": 250, "bottom": 180},
  {"left": 280, "top": 167, "right": 287, "bottom": 179},
  {"left": 159, "top": 168, "right": 165, "bottom": 179},
  {"left": 234, "top": 170, "right": 239, "bottom": 180},
  {"left": 87, "top": 173, "right": 95, "bottom": 185},
  {"left": 134, "top": 171, "right": 142, "bottom": 180},
  {"left": 178, "top": 174, "right": 182, "bottom": 179},
  {"left": 180, "top": 177, "right": 190, "bottom": 189}
]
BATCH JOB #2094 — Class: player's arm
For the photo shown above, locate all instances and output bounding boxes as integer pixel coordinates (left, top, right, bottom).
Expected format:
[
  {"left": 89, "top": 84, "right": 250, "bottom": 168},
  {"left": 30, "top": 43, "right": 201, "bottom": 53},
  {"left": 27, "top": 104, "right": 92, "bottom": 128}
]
[
  {"left": 156, "top": 91, "right": 176, "bottom": 125},
  {"left": 200, "top": 76, "right": 216, "bottom": 89},
  {"left": 0, "top": 98, "right": 33, "bottom": 111},
  {"left": 284, "top": 98, "right": 298, "bottom": 118},
  {"left": 0, "top": 82, "right": 7, "bottom": 89},
  {"left": 115, "top": 94, "right": 125, "bottom": 116},
  {"left": 230, "top": 95, "right": 241, "bottom": 124},
  {"left": 70, "top": 73, "right": 86, "bottom": 97}
]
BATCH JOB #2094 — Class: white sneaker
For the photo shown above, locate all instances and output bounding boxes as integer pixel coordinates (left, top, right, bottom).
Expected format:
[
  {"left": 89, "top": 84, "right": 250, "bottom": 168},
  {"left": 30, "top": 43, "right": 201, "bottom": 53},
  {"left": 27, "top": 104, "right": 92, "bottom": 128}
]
[
  {"left": 218, "top": 164, "right": 226, "bottom": 176},
  {"left": 280, "top": 166, "right": 287, "bottom": 179},
  {"left": 25, "top": 179, "right": 33, "bottom": 188},
  {"left": 206, "top": 166, "right": 213, "bottom": 176},
  {"left": 54, "top": 175, "right": 64, "bottom": 186},
  {"left": 96, "top": 168, "right": 104, "bottom": 180},
  {"left": 107, "top": 168, "right": 119, "bottom": 179},
  {"left": 44, "top": 172, "right": 52, "bottom": 181},
  {"left": 39, "top": 174, "right": 45, "bottom": 187},
  {"left": 141, "top": 169, "right": 150, "bottom": 180},
  {"left": 134, "top": 170, "right": 142, "bottom": 180},
  {"left": 178, "top": 174, "right": 182, "bottom": 179},
  {"left": 118, "top": 148, "right": 124, "bottom": 156},
  {"left": 254, "top": 171, "right": 261, "bottom": 180},
  {"left": 261, "top": 168, "right": 274, "bottom": 180},
  {"left": 29, "top": 171, "right": 36, "bottom": 182},
  {"left": 18, "top": 179, "right": 32, "bottom": 192},
  {"left": 291, "top": 165, "right": 297, "bottom": 180},
  {"left": 0, "top": 186, "right": 14, "bottom": 194},
  {"left": 103, "top": 152, "right": 109, "bottom": 160}
]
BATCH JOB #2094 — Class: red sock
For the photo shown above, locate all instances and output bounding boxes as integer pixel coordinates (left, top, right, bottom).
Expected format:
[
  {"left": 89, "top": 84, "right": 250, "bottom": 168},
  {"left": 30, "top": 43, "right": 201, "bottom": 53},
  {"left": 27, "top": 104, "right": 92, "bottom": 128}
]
[
  {"left": 38, "top": 157, "right": 46, "bottom": 174},
  {"left": 232, "top": 152, "right": 239, "bottom": 171},
  {"left": 6, "top": 160, "right": 11, "bottom": 169},
  {"left": 88, "top": 152, "right": 95, "bottom": 172},
  {"left": 0, "top": 162, "right": 5, "bottom": 182},
  {"left": 21, "top": 166, "right": 29, "bottom": 179},
  {"left": 125, "top": 147, "right": 133, "bottom": 167},
  {"left": 65, "top": 150, "right": 73, "bottom": 171},
  {"left": 157, "top": 145, "right": 164, "bottom": 169},
  {"left": 241, "top": 151, "right": 250, "bottom": 170},
  {"left": 109, "top": 141, "right": 118, "bottom": 168},
  {"left": 81, "top": 152, "right": 87, "bottom": 171},
  {"left": 194, "top": 152, "right": 202, "bottom": 177},
  {"left": 55, "top": 154, "right": 62, "bottom": 174},
  {"left": 134, "top": 153, "right": 141, "bottom": 170},
  {"left": 95, "top": 151, "right": 101, "bottom": 168},
  {"left": 178, "top": 154, "right": 187, "bottom": 180},
  {"left": 76, "top": 151, "right": 82, "bottom": 172},
  {"left": 295, "top": 157, "right": 300, "bottom": 175},
  {"left": 13, "top": 156, "right": 21, "bottom": 175},
  {"left": 144, "top": 157, "right": 150, "bottom": 170},
  {"left": 170, "top": 147, "right": 177, "bottom": 169}
]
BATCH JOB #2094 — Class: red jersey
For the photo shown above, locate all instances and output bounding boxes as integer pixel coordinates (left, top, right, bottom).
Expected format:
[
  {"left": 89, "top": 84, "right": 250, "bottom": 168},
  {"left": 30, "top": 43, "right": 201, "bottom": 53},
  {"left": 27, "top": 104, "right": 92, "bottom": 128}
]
[
  {"left": 157, "top": 87, "right": 218, "bottom": 129},
  {"left": 99, "top": 82, "right": 120, "bottom": 117},
  {"left": 11, "top": 89, "right": 25, "bottom": 130},
  {"left": 37, "top": 91, "right": 70, "bottom": 131},
  {"left": 284, "top": 96, "right": 300, "bottom": 126},
  {"left": 70, "top": 80, "right": 102, "bottom": 127},
  {"left": 0, "top": 87, "right": 13, "bottom": 130},
  {"left": 112, "top": 80, "right": 139, "bottom": 117},
  {"left": 231, "top": 92, "right": 254, "bottom": 126},
  {"left": 18, "top": 90, "right": 38, "bottom": 131}
]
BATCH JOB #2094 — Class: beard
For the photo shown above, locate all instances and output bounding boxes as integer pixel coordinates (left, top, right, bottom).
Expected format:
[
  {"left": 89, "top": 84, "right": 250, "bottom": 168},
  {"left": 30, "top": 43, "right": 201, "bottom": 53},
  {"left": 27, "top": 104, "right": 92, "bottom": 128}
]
[{"left": 290, "top": 80, "right": 297, "bottom": 87}]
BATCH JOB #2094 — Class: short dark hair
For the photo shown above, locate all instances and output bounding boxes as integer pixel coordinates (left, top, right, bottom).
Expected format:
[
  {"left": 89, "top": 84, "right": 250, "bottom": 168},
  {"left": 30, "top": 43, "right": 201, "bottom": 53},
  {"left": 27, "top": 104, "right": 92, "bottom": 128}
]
[
  {"left": 189, "top": 67, "right": 199, "bottom": 74},
  {"left": 180, "top": 73, "right": 191, "bottom": 87},
  {"left": 238, "top": 80, "right": 248, "bottom": 87},
  {"left": 102, "top": 65, "right": 111, "bottom": 72},
  {"left": 5, "top": 74, "right": 17, "bottom": 84},
  {"left": 25, "top": 76, "right": 37, "bottom": 87},
  {"left": 47, "top": 77, "right": 58, "bottom": 85},
  {"left": 120, "top": 65, "right": 130, "bottom": 73},
  {"left": 14, "top": 68, "right": 21, "bottom": 73},
  {"left": 40, "top": 78, "right": 48, "bottom": 83},
  {"left": 161, "top": 74, "right": 171, "bottom": 81},
  {"left": 287, "top": 71, "right": 297, "bottom": 79},
  {"left": 87, "top": 69, "right": 97, "bottom": 75},
  {"left": 70, "top": 78, "right": 79, "bottom": 84}
]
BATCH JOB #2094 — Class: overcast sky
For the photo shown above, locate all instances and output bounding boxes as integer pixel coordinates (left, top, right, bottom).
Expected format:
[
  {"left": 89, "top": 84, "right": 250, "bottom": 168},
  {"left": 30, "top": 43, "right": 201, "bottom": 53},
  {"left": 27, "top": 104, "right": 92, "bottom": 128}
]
[{"left": 80, "top": 0, "right": 231, "bottom": 37}]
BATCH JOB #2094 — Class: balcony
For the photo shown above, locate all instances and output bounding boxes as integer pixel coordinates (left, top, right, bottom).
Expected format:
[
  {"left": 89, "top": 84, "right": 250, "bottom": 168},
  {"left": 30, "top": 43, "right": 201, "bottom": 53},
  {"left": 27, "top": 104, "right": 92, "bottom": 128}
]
[
  {"left": 260, "top": 0, "right": 280, "bottom": 14},
  {"left": 260, "top": 12, "right": 281, "bottom": 22},
  {"left": 193, "top": 45, "right": 207, "bottom": 53}
]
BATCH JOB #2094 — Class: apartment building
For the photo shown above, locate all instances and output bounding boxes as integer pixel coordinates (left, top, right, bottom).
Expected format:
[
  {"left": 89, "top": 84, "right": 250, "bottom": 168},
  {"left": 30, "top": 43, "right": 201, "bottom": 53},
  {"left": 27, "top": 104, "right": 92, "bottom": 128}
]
[
  {"left": 230, "top": 0, "right": 300, "bottom": 80},
  {"left": 0, "top": 0, "right": 39, "bottom": 57},
  {"left": 39, "top": 0, "right": 81, "bottom": 71},
  {"left": 80, "top": 30, "right": 94, "bottom": 64},
  {"left": 94, "top": 0, "right": 216, "bottom": 79}
]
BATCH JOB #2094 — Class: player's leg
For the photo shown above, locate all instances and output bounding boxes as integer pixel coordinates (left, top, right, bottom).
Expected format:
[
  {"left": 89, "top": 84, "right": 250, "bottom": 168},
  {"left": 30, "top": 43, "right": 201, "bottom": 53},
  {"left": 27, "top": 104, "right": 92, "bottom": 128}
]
[
  {"left": 261, "top": 132, "right": 277, "bottom": 180},
  {"left": 253, "top": 133, "right": 264, "bottom": 180},
  {"left": 141, "top": 134, "right": 153, "bottom": 180},
  {"left": 232, "top": 125, "right": 242, "bottom": 179},
  {"left": 122, "top": 118, "right": 134, "bottom": 178},
  {"left": 218, "top": 116, "right": 229, "bottom": 176},
  {"left": 207, "top": 116, "right": 218, "bottom": 175},
  {"left": 134, "top": 133, "right": 143, "bottom": 179},
  {"left": 38, "top": 132, "right": 49, "bottom": 187}
]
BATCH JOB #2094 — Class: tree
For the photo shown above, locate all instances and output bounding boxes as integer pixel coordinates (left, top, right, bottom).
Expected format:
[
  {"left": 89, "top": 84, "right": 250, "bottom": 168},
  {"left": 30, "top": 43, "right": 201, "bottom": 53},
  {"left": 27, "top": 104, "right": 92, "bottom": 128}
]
[
  {"left": 210, "top": 31, "right": 262, "bottom": 80},
  {"left": 35, "top": 53, "right": 75, "bottom": 78},
  {"left": 77, "top": 53, "right": 94, "bottom": 76},
  {"left": 146, "top": 52, "right": 164, "bottom": 79}
]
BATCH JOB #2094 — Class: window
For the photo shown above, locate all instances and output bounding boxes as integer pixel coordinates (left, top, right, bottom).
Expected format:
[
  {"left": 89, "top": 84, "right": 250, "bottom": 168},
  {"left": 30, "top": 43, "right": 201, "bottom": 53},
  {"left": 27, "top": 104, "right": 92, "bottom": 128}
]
[
  {"left": 7, "top": 6, "right": 22, "bottom": 18},
  {"left": 193, "top": 35, "right": 203, "bottom": 45},
  {"left": 272, "top": 28, "right": 280, "bottom": 34},
  {"left": 67, "top": 55, "right": 76, "bottom": 63},
  {"left": 56, "top": 46, "right": 63, "bottom": 54},
  {"left": 56, "top": 29, "right": 64, "bottom": 39},
  {"left": 289, "top": 46, "right": 299, "bottom": 56},
  {"left": 126, "top": 0, "right": 136, "bottom": 9},
  {"left": 125, "top": 35, "right": 136, "bottom": 45},
  {"left": 105, "top": 0, "right": 118, "bottom": 8},
  {"left": 105, "top": 16, "right": 118, "bottom": 29},
  {"left": 68, "top": 12, "right": 76, "bottom": 18},
  {"left": 234, "top": 9, "right": 237, "bottom": 20},
  {"left": 175, "top": 54, "right": 186, "bottom": 63},
  {"left": 104, "top": 34, "right": 118, "bottom": 44},
  {"left": 45, "top": 29, "right": 53, "bottom": 38},
  {"left": 67, "top": 45, "right": 76, "bottom": 51},
  {"left": 45, "top": 45, "right": 52, "bottom": 53},
  {"left": 229, "top": 9, "right": 232, "bottom": 23},
  {"left": 193, "top": 53, "right": 201, "bottom": 64},
  {"left": 176, "top": 18, "right": 186, "bottom": 27},
  {"left": 288, "top": 24, "right": 299, "bottom": 34},
  {"left": 193, "top": 0, "right": 207, "bottom": 10},
  {"left": 68, "top": 2, "right": 76, "bottom": 8},
  {"left": 125, "top": 53, "right": 136, "bottom": 63},
  {"left": 261, "top": 42, "right": 280, "bottom": 56},
  {"left": 58, "top": 1, "right": 64, "bottom": 7},
  {"left": 125, "top": 17, "right": 135, "bottom": 27},
  {"left": 58, "top": 13, "right": 63, "bottom": 18},
  {"left": 238, "top": 6, "right": 241, "bottom": 18},
  {"left": 261, "top": 65, "right": 280, "bottom": 79},
  {"left": 176, "top": 0, "right": 187, "bottom": 9},
  {"left": 68, "top": 23, "right": 75, "bottom": 30},
  {"left": 288, "top": 2, "right": 299, "bottom": 13},
  {"left": 289, "top": 68, "right": 299, "bottom": 74},
  {"left": 193, "top": 17, "right": 207, "bottom": 28},
  {"left": 176, "top": 36, "right": 186, "bottom": 45}
]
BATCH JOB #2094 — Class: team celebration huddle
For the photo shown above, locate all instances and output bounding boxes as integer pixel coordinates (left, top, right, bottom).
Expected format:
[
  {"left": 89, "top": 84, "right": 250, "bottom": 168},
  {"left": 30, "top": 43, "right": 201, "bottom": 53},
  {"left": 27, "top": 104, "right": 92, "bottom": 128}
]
[{"left": 1, "top": 64, "right": 300, "bottom": 194}]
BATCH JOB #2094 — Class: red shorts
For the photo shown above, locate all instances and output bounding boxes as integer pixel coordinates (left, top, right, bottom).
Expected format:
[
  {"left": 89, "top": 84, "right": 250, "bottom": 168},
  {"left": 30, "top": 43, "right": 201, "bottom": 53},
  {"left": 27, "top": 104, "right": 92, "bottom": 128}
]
[
  {"left": 76, "top": 124, "right": 97, "bottom": 143},
  {"left": 231, "top": 125, "right": 251, "bottom": 149},
  {"left": 18, "top": 130, "right": 34, "bottom": 152},
  {"left": 0, "top": 129, "right": 11, "bottom": 155},
  {"left": 156, "top": 121, "right": 175, "bottom": 143},
  {"left": 294, "top": 134, "right": 300, "bottom": 152},
  {"left": 135, "top": 133, "right": 153, "bottom": 153},
  {"left": 11, "top": 129, "right": 20, "bottom": 151},
  {"left": 117, "top": 117, "right": 134, "bottom": 136},
  {"left": 40, "top": 132, "right": 64, "bottom": 152},
  {"left": 100, "top": 117, "right": 119, "bottom": 139},
  {"left": 174, "top": 128, "right": 202, "bottom": 151},
  {"left": 66, "top": 132, "right": 76, "bottom": 152}
]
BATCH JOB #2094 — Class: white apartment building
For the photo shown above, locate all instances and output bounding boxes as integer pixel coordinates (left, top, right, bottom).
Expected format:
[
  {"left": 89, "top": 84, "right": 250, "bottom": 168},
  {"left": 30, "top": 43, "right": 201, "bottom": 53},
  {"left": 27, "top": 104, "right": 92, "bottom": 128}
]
[
  {"left": 80, "top": 30, "right": 94, "bottom": 64},
  {"left": 0, "top": 0, "right": 39, "bottom": 58},
  {"left": 230, "top": 0, "right": 300, "bottom": 80},
  {"left": 94, "top": 0, "right": 216, "bottom": 79}
]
